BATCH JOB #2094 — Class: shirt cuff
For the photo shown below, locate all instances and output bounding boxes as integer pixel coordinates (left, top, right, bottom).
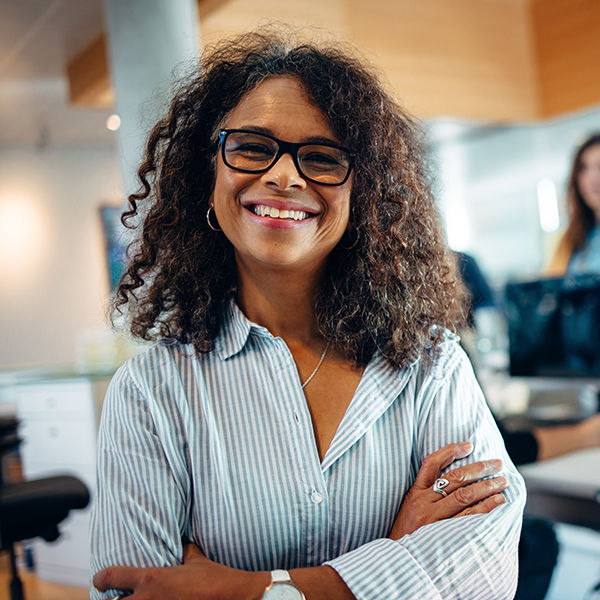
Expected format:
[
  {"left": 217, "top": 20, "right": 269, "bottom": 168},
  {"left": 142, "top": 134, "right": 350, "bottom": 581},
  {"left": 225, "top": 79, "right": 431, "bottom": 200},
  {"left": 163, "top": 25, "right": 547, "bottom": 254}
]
[{"left": 324, "top": 538, "right": 440, "bottom": 600}]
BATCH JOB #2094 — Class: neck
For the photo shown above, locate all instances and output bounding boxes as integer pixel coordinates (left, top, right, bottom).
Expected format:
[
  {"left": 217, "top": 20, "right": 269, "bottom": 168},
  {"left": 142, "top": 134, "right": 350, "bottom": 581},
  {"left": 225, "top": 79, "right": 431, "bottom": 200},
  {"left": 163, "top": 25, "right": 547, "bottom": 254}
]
[{"left": 235, "top": 258, "right": 326, "bottom": 344}]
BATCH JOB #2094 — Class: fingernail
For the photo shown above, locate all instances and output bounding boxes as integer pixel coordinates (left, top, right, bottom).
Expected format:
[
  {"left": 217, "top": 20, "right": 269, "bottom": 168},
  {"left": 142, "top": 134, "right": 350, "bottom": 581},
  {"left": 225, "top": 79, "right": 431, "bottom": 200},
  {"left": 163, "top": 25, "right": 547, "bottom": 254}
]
[
  {"left": 494, "top": 495, "right": 505, "bottom": 505},
  {"left": 459, "top": 442, "right": 473, "bottom": 452}
]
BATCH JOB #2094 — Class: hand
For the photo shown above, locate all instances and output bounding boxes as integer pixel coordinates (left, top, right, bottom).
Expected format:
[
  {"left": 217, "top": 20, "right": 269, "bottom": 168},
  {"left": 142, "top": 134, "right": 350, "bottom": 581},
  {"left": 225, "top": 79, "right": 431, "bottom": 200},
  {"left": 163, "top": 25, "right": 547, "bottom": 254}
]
[
  {"left": 535, "top": 412, "right": 600, "bottom": 461},
  {"left": 92, "top": 544, "right": 268, "bottom": 600},
  {"left": 389, "top": 442, "right": 508, "bottom": 540}
]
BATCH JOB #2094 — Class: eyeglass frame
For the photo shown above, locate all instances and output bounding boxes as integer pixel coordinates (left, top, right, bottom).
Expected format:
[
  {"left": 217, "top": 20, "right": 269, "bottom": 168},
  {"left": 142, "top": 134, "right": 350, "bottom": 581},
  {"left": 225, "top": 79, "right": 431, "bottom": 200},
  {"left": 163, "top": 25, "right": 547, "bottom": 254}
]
[{"left": 217, "top": 128, "right": 355, "bottom": 187}]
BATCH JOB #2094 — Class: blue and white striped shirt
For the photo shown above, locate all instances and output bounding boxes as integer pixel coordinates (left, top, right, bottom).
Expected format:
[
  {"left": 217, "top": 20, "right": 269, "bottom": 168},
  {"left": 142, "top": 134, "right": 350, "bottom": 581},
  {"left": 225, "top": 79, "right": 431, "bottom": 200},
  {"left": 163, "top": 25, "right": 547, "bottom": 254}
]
[{"left": 90, "top": 302, "right": 525, "bottom": 599}]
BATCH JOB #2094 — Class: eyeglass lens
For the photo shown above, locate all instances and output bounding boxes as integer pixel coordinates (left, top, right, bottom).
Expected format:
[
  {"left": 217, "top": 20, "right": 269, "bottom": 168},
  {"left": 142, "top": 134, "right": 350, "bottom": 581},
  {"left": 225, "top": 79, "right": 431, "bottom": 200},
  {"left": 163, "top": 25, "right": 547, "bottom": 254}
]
[{"left": 222, "top": 131, "right": 351, "bottom": 185}]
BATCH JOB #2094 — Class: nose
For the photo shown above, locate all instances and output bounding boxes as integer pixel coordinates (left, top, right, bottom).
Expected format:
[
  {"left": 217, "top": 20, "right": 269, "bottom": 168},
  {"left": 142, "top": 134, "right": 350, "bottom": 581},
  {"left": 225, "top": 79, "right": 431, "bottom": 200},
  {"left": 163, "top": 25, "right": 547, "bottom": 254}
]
[{"left": 261, "top": 152, "right": 307, "bottom": 190}]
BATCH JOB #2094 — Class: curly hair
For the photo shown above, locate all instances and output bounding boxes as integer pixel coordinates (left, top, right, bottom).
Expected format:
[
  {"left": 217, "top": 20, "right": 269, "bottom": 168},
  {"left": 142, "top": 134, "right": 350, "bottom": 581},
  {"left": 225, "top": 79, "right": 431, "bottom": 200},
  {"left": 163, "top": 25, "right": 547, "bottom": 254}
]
[
  {"left": 114, "top": 27, "right": 466, "bottom": 368},
  {"left": 549, "top": 133, "right": 600, "bottom": 275}
]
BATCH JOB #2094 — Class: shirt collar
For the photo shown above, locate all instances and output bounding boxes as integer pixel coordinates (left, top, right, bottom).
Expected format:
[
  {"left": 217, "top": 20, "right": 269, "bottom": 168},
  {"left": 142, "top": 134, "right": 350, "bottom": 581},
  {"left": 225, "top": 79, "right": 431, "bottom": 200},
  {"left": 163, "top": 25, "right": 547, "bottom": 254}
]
[
  {"left": 215, "top": 300, "right": 274, "bottom": 360},
  {"left": 215, "top": 299, "right": 439, "bottom": 369}
]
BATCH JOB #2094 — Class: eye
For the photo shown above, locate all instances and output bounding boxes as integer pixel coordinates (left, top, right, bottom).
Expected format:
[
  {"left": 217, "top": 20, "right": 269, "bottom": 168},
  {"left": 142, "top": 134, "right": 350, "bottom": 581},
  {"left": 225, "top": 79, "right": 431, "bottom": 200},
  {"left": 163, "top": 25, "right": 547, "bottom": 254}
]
[
  {"left": 305, "top": 152, "right": 339, "bottom": 165},
  {"left": 300, "top": 147, "right": 348, "bottom": 172},
  {"left": 232, "top": 142, "right": 275, "bottom": 158}
]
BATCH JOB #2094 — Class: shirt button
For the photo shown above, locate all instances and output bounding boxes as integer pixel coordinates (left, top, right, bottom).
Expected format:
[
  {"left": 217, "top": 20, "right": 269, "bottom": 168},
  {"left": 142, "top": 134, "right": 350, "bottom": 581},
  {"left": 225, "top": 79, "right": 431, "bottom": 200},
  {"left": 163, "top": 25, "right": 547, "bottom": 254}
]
[
  {"left": 293, "top": 410, "right": 300, "bottom": 423},
  {"left": 311, "top": 491, "right": 323, "bottom": 504}
]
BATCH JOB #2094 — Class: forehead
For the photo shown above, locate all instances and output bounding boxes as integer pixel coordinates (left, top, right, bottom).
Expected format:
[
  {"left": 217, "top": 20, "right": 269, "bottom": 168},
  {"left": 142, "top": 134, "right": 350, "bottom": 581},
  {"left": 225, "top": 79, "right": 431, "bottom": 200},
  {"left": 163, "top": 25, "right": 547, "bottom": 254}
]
[{"left": 224, "top": 76, "right": 335, "bottom": 139}]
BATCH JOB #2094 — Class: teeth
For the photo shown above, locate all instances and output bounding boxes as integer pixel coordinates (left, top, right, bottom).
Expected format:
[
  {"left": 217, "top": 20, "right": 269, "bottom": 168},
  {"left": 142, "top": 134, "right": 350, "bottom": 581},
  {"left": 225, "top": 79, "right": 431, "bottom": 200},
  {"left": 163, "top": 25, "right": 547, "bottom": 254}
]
[{"left": 252, "top": 205, "right": 309, "bottom": 220}]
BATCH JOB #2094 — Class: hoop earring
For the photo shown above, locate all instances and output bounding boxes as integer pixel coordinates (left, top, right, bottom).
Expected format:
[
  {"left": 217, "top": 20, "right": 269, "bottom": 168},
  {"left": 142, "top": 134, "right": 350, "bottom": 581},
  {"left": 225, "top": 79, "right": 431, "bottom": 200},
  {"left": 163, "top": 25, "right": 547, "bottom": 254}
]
[
  {"left": 338, "top": 229, "right": 358, "bottom": 250},
  {"left": 206, "top": 206, "right": 222, "bottom": 232}
]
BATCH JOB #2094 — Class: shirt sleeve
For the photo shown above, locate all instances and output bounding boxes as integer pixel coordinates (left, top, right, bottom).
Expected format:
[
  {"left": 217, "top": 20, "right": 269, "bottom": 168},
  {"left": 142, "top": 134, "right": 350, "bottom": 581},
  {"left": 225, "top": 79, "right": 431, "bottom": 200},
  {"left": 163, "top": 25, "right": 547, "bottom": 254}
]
[
  {"left": 325, "top": 344, "right": 526, "bottom": 600},
  {"left": 89, "top": 359, "right": 191, "bottom": 599}
]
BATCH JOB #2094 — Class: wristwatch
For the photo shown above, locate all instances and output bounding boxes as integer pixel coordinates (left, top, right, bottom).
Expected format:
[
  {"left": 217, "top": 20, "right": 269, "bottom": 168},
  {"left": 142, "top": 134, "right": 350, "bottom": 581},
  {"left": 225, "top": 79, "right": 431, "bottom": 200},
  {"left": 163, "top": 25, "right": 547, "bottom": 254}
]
[{"left": 261, "top": 569, "right": 306, "bottom": 599}]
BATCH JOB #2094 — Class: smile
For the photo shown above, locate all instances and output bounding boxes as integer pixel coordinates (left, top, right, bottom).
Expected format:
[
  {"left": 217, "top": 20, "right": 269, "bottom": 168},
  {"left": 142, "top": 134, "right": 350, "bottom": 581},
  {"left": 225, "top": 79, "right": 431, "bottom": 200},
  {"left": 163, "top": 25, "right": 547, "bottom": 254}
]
[{"left": 251, "top": 204, "right": 312, "bottom": 221}]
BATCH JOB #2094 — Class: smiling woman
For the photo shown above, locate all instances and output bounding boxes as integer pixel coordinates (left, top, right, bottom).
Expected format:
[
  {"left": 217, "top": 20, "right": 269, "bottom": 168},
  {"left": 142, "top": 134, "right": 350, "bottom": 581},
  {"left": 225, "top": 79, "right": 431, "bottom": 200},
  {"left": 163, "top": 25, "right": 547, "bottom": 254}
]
[
  {"left": 210, "top": 77, "right": 352, "bottom": 277},
  {"left": 91, "top": 27, "right": 525, "bottom": 600}
]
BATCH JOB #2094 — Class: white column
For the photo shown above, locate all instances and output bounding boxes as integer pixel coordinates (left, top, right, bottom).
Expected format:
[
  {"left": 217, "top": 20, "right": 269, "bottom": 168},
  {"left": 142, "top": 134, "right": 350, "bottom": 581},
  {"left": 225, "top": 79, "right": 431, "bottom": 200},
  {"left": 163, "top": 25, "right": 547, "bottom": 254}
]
[{"left": 102, "top": 0, "right": 200, "bottom": 197}]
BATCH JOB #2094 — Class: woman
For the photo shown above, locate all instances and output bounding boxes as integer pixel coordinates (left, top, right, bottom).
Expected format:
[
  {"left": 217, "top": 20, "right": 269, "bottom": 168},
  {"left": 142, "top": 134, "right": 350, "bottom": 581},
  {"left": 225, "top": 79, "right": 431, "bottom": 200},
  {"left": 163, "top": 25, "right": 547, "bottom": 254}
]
[
  {"left": 548, "top": 132, "right": 600, "bottom": 275},
  {"left": 91, "top": 30, "right": 525, "bottom": 599}
]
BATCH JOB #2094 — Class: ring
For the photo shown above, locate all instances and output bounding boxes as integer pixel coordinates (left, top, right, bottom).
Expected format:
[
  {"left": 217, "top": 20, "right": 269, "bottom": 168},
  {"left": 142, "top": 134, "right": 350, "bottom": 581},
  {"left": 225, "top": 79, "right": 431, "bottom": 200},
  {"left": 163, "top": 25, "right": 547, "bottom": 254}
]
[{"left": 433, "top": 477, "right": 450, "bottom": 497}]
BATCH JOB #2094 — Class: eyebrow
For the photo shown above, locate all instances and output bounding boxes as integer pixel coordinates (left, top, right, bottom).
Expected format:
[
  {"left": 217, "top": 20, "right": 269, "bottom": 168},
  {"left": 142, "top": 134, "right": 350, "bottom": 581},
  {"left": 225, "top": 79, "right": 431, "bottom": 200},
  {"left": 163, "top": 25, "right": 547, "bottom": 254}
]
[{"left": 235, "top": 125, "right": 341, "bottom": 147}]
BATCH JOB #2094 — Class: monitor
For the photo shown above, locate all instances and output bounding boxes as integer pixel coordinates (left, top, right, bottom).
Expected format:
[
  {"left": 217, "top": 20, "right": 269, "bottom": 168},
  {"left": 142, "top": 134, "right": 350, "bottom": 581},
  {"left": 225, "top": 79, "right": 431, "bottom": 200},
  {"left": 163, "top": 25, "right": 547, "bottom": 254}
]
[{"left": 505, "top": 274, "right": 600, "bottom": 378}]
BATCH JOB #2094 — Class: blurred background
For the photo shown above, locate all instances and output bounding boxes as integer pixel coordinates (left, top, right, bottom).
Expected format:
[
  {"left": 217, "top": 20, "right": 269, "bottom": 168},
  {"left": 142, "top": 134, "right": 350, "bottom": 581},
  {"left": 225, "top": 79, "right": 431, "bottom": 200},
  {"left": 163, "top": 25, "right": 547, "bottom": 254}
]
[
  {"left": 0, "top": 1, "right": 599, "bottom": 599},
  {"left": 0, "top": 0, "right": 598, "bottom": 369}
]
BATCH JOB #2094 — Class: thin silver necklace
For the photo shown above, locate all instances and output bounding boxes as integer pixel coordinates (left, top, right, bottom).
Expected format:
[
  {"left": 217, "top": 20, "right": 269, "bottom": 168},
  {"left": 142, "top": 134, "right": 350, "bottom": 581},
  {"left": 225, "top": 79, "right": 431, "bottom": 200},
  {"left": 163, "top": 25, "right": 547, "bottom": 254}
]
[{"left": 301, "top": 339, "right": 331, "bottom": 389}]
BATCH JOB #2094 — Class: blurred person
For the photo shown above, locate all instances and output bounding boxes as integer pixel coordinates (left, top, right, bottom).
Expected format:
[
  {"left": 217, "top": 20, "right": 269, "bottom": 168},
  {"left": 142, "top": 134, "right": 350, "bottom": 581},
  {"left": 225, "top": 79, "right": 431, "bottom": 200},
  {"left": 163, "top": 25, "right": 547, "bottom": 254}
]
[
  {"left": 89, "top": 29, "right": 525, "bottom": 600},
  {"left": 456, "top": 251, "right": 600, "bottom": 464},
  {"left": 457, "top": 250, "right": 600, "bottom": 600},
  {"left": 548, "top": 133, "right": 600, "bottom": 275}
]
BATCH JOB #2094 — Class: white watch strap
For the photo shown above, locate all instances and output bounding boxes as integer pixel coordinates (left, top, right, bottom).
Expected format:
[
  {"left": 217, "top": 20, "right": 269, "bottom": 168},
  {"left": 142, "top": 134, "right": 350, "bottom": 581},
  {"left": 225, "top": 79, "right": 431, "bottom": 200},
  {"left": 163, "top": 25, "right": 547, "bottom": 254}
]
[{"left": 271, "top": 569, "right": 292, "bottom": 583}]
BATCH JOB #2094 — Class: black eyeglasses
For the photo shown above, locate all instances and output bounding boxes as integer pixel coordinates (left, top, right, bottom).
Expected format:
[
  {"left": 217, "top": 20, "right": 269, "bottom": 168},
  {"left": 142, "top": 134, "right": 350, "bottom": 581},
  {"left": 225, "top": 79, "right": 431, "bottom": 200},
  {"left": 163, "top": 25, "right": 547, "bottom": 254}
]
[{"left": 218, "top": 129, "right": 354, "bottom": 186}]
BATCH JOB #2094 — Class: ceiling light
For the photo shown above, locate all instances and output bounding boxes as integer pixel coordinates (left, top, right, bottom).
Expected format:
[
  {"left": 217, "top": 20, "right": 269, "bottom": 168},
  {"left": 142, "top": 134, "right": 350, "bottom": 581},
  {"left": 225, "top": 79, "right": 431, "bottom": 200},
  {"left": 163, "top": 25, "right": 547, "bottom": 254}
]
[
  {"left": 106, "top": 114, "right": 121, "bottom": 131},
  {"left": 537, "top": 178, "right": 560, "bottom": 233}
]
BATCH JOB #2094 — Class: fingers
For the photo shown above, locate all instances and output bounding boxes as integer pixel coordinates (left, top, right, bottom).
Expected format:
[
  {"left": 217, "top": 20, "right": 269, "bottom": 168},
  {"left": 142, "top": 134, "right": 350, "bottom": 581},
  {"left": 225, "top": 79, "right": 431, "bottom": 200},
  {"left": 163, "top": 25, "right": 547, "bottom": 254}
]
[
  {"left": 437, "top": 458, "right": 504, "bottom": 495},
  {"left": 436, "top": 475, "right": 509, "bottom": 518},
  {"left": 93, "top": 566, "right": 140, "bottom": 593},
  {"left": 413, "top": 442, "right": 474, "bottom": 491},
  {"left": 430, "top": 457, "right": 507, "bottom": 514},
  {"left": 94, "top": 546, "right": 206, "bottom": 595},
  {"left": 455, "top": 493, "right": 506, "bottom": 518}
]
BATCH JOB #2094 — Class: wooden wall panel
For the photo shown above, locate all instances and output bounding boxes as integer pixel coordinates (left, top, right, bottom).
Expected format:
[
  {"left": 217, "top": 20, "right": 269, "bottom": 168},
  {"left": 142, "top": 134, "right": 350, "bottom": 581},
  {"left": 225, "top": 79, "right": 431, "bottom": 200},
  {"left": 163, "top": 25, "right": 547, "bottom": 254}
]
[
  {"left": 199, "top": 0, "right": 349, "bottom": 46},
  {"left": 200, "top": 0, "right": 538, "bottom": 121},
  {"left": 67, "top": 0, "right": 600, "bottom": 122},
  {"left": 532, "top": 0, "right": 600, "bottom": 118},
  {"left": 67, "top": 34, "right": 112, "bottom": 107},
  {"left": 346, "top": 0, "right": 538, "bottom": 120}
]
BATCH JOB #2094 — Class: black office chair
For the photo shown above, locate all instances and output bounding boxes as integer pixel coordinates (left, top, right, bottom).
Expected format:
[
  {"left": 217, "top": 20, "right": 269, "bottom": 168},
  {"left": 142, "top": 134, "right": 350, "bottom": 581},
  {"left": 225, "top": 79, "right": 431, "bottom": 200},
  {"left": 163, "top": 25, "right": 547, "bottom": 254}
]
[{"left": 0, "top": 416, "right": 90, "bottom": 600}]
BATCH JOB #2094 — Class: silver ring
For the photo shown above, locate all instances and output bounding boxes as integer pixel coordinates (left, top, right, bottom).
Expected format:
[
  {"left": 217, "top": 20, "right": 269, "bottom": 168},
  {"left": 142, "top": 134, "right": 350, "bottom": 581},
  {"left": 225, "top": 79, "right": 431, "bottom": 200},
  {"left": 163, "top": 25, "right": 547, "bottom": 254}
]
[{"left": 433, "top": 477, "right": 450, "bottom": 497}]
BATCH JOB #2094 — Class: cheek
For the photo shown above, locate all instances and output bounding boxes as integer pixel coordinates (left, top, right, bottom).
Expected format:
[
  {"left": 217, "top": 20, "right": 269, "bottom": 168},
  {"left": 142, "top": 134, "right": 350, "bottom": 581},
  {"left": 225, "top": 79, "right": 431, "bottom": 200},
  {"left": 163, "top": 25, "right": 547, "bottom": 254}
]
[
  {"left": 211, "top": 168, "right": 241, "bottom": 217},
  {"left": 336, "top": 190, "right": 352, "bottom": 228},
  {"left": 578, "top": 173, "right": 596, "bottom": 199}
]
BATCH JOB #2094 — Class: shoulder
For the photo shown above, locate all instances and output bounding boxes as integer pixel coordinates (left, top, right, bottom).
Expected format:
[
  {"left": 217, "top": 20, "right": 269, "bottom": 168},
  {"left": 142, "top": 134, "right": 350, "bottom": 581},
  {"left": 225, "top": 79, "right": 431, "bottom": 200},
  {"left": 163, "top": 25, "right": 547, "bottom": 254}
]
[
  {"left": 421, "top": 329, "right": 470, "bottom": 380},
  {"left": 109, "top": 339, "right": 198, "bottom": 394},
  {"left": 372, "top": 331, "right": 473, "bottom": 402}
]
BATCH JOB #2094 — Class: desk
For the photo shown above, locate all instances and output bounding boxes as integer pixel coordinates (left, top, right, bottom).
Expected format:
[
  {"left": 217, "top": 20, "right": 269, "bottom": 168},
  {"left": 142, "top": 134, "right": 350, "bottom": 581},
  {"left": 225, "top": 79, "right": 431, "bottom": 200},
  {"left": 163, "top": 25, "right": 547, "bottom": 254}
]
[{"left": 519, "top": 448, "right": 600, "bottom": 530}]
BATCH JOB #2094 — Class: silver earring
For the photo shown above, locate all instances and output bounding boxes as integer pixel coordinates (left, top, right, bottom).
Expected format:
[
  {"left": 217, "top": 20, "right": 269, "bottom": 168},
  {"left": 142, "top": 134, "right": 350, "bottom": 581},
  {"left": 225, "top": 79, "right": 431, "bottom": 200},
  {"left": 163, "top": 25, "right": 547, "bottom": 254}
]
[{"left": 206, "top": 206, "right": 222, "bottom": 232}]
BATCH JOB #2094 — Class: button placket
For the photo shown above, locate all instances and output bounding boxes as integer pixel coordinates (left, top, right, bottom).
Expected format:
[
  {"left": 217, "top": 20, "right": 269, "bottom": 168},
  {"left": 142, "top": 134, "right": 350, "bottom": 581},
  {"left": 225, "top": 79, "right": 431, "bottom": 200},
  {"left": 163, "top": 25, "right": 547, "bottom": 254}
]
[{"left": 269, "top": 335, "right": 330, "bottom": 563}]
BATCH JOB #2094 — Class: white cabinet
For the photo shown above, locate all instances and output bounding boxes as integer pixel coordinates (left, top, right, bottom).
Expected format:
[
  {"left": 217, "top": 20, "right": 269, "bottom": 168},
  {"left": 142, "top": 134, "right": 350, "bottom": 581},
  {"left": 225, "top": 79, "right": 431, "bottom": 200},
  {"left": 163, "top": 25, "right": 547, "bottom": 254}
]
[
  {"left": 15, "top": 377, "right": 108, "bottom": 587},
  {"left": 546, "top": 524, "right": 600, "bottom": 600}
]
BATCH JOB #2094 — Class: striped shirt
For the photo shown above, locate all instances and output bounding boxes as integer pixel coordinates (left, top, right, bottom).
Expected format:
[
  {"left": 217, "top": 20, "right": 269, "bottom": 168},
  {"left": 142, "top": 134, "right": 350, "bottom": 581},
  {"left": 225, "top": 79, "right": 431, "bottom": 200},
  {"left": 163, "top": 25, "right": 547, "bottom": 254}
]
[{"left": 90, "top": 301, "right": 525, "bottom": 599}]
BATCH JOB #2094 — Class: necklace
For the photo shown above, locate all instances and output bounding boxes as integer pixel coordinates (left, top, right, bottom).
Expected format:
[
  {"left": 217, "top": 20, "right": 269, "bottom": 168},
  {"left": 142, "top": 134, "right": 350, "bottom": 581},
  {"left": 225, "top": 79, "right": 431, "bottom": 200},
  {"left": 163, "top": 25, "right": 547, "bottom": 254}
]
[{"left": 301, "top": 339, "right": 331, "bottom": 389}]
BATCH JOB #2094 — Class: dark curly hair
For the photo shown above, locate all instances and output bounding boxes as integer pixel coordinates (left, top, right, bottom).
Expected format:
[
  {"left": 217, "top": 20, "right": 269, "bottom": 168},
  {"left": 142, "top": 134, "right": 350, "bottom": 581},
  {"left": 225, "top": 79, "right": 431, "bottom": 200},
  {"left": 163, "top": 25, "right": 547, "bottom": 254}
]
[{"left": 114, "top": 27, "right": 466, "bottom": 368}]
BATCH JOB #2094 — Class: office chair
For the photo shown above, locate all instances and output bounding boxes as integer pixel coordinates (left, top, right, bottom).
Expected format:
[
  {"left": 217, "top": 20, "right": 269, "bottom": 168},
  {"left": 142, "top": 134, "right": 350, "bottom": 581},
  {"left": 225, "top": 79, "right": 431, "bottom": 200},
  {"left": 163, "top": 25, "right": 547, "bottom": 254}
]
[{"left": 0, "top": 416, "right": 90, "bottom": 600}]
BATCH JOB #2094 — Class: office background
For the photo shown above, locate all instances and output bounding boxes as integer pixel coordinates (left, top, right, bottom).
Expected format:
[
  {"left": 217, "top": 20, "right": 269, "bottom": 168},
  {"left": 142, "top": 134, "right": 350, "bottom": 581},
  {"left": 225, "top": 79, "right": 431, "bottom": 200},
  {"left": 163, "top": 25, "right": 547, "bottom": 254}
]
[
  {"left": 1, "top": 0, "right": 599, "bottom": 371},
  {"left": 0, "top": 2, "right": 599, "bottom": 599}
]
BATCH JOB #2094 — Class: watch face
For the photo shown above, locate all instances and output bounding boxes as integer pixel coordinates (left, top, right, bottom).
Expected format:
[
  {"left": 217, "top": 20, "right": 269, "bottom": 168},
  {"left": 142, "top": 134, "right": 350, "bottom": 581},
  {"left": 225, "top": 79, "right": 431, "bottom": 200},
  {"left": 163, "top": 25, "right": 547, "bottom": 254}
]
[{"left": 262, "top": 582, "right": 304, "bottom": 600}]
